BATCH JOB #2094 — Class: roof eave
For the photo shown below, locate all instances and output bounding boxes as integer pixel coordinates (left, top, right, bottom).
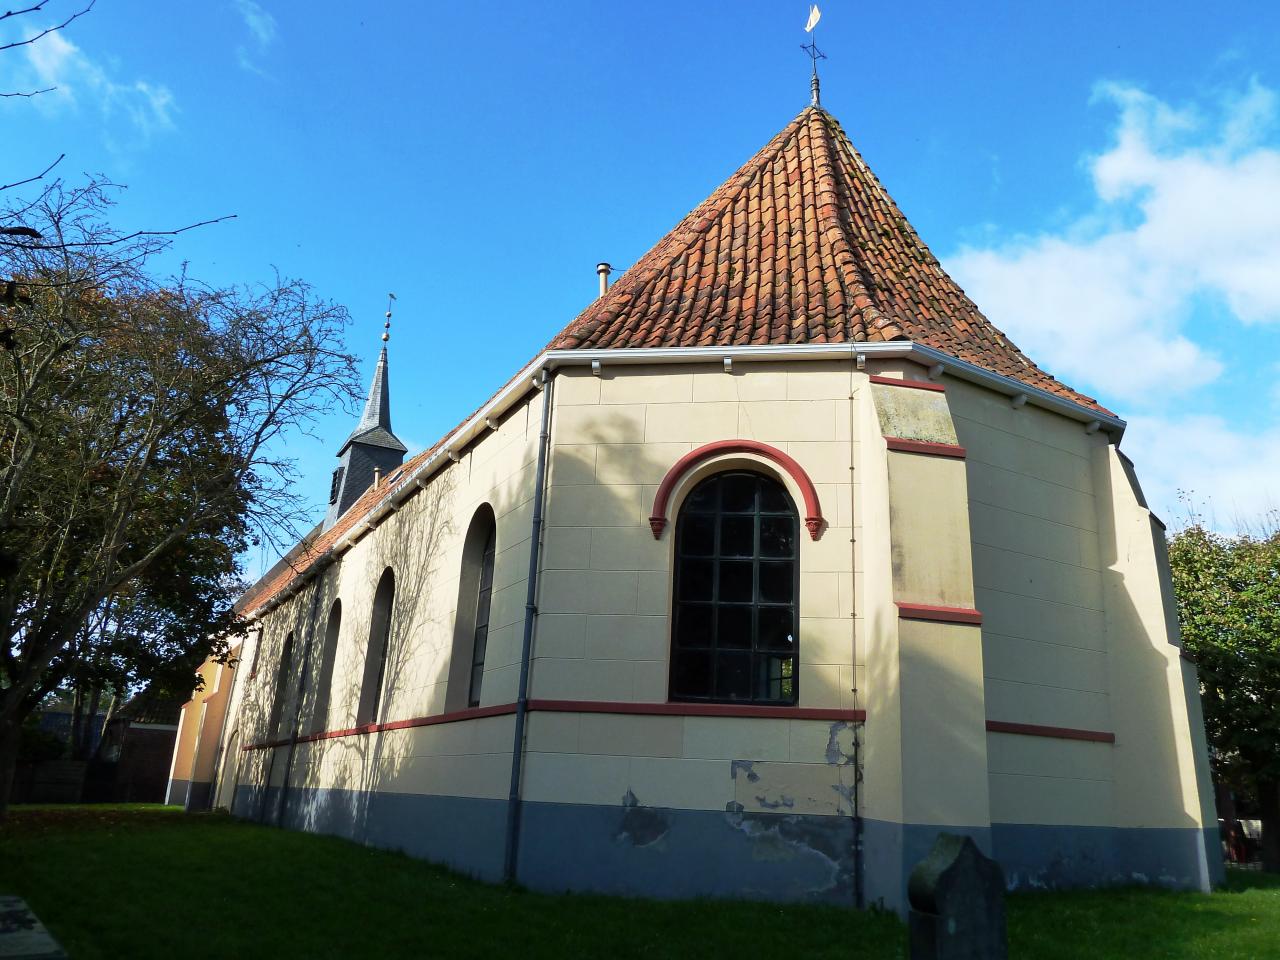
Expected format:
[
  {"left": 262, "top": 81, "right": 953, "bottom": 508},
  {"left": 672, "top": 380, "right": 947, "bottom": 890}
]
[{"left": 543, "top": 343, "right": 1126, "bottom": 435}]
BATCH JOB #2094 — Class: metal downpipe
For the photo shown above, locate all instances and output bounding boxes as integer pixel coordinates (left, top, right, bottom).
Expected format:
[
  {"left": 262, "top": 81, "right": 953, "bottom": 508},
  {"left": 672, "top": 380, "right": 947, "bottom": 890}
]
[{"left": 503, "top": 370, "right": 555, "bottom": 882}]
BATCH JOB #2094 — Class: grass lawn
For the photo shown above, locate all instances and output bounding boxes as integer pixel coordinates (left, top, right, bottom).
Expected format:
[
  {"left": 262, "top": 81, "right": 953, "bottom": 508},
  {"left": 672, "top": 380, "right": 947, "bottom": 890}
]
[{"left": 0, "top": 805, "right": 1274, "bottom": 959}]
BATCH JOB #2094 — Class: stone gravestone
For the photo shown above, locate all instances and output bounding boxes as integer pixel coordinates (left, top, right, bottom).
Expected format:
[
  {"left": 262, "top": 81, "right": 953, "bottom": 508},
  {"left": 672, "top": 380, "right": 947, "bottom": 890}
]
[
  {"left": 907, "top": 833, "right": 1007, "bottom": 960},
  {"left": 0, "top": 896, "right": 68, "bottom": 960}
]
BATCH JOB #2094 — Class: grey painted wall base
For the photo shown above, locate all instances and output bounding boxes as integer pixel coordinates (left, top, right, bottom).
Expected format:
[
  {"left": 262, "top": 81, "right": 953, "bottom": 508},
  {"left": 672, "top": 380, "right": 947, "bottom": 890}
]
[
  {"left": 517, "top": 799, "right": 857, "bottom": 904},
  {"left": 993, "top": 823, "right": 1222, "bottom": 893},
  {"left": 230, "top": 785, "right": 1222, "bottom": 913},
  {"left": 164, "top": 778, "right": 189, "bottom": 807},
  {"left": 184, "top": 780, "right": 212, "bottom": 812},
  {"left": 233, "top": 784, "right": 507, "bottom": 882}
]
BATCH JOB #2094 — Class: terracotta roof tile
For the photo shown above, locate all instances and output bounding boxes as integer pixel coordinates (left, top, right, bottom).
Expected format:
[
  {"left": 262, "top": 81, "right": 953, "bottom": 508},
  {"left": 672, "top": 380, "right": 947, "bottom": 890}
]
[{"left": 549, "top": 106, "right": 1107, "bottom": 414}]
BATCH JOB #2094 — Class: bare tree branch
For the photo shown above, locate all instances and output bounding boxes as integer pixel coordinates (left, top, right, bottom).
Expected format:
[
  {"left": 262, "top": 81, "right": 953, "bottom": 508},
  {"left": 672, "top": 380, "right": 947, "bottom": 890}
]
[
  {"left": 0, "top": 212, "right": 239, "bottom": 251},
  {"left": 0, "top": 86, "right": 54, "bottom": 97},
  {"left": 0, "top": 154, "right": 64, "bottom": 194},
  {"left": 0, "top": 0, "right": 93, "bottom": 54}
]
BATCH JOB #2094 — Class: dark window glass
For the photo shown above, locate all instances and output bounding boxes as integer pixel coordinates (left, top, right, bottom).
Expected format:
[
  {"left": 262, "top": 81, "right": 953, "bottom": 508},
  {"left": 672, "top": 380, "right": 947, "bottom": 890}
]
[
  {"left": 679, "top": 559, "right": 714, "bottom": 602},
  {"left": 717, "top": 605, "right": 752, "bottom": 649},
  {"left": 468, "top": 525, "right": 497, "bottom": 708},
  {"left": 760, "top": 516, "right": 795, "bottom": 558},
  {"left": 671, "top": 650, "right": 712, "bottom": 697},
  {"left": 359, "top": 569, "right": 395, "bottom": 725},
  {"left": 718, "top": 560, "right": 753, "bottom": 602},
  {"left": 311, "top": 601, "right": 341, "bottom": 734},
  {"left": 720, "top": 516, "right": 754, "bottom": 557},
  {"left": 758, "top": 607, "right": 795, "bottom": 650},
  {"left": 759, "top": 562, "right": 794, "bottom": 604},
  {"left": 268, "top": 634, "right": 294, "bottom": 739},
  {"left": 675, "top": 603, "right": 713, "bottom": 647},
  {"left": 683, "top": 515, "right": 716, "bottom": 556},
  {"left": 669, "top": 471, "right": 800, "bottom": 705},
  {"left": 721, "top": 475, "right": 756, "bottom": 513}
]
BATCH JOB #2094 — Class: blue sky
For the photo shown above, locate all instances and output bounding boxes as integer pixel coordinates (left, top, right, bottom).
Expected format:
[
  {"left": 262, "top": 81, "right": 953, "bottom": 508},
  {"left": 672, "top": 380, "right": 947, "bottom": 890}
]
[{"left": 5, "top": 1, "right": 1280, "bottom": 573}]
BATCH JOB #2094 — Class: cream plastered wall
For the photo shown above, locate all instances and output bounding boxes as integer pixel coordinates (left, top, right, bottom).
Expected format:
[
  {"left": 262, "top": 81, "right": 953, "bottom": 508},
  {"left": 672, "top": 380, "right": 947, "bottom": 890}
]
[
  {"left": 946, "top": 377, "right": 1118, "bottom": 830},
  {"left": 1092, "top": 446, "right": 1217, "bottom": 839},
  {"left": 216, "top": 354, "right": 1213, "bottom": 843},
  {"left": 223, "top": 388, "right": 545, "bottom": 807},
  {"left": 188, "top": 659, "right": 234, "bottom": 785},
  {"left": 860, "top": 368, "right": 992, "bottom": 842},
  {"left": 168, "top": 656, "right": 222, "bottom": 790},
  {"left": 852, "top": 369, "right": 905, "bottom": 834},
  {"left": 522, "top": 361, "right": 863, "bottom": 818}
]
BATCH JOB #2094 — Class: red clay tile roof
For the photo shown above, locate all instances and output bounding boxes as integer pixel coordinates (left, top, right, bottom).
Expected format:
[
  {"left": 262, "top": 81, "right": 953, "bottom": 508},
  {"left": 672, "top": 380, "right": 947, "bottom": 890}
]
[{"left": 550, "top": 106, "right": 1108, "bottom": 415}]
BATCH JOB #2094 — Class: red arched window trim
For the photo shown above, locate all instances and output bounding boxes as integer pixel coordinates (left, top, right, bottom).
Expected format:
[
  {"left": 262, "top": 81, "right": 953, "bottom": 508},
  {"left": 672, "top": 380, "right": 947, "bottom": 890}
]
[{"left": 649, "top": 440, "right": 824, "bottom": 540}]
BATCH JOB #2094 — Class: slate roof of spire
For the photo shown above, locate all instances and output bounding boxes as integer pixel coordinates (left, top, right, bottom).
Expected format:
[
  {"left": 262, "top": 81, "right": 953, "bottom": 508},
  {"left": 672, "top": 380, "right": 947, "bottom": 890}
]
[
  {"left": 342, "top": 346, "right": 407, "bottom": 453},
  {"left": 550, "top": 105, "right": 1107, "bottom": 414}
]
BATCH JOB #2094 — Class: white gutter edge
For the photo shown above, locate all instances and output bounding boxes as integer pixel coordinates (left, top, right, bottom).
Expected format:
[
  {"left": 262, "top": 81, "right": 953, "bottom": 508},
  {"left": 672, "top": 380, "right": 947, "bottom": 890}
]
[
  {"left": 244, "top": 341, "right": 1122, "bottom": 621},
  {"left": 542, "top": 342, "right": 1125, "bottom": 433}
]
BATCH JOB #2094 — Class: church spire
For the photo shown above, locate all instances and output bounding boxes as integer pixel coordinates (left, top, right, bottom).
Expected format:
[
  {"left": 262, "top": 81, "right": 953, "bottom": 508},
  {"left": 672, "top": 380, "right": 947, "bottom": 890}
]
[
  {"left": 356, "top": 343, "right": 394, "bottom": 434},
  {"left": 324, "top": 297, "right": 408, "bottom": 530}
]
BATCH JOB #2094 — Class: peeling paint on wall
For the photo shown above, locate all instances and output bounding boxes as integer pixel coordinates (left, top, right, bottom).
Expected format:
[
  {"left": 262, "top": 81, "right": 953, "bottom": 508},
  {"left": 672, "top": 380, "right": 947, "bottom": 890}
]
[
  {"left": 615, "top": 789, "right": 671, "bottom": 848},
  {"left": 724, "top": 809, "right": 855, "bottom": 898},
  {"left": 825, "top": 722, "right": 858, "bottom": 766},
  {"left": 755, "top": 794, "right": 796, "bottom": 810}
]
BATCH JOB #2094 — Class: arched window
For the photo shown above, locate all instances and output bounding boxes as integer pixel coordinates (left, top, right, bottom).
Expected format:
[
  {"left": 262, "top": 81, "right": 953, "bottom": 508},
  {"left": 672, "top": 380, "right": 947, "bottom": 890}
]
[
  {"left": 358, "top": 569, "right": 395, "bottom": 725},
  {"left": 670, "top": 471, "right": 799, "bottom": 705},
  {"left": 268, "top": 633, "right": 294, "bottom": 738},
  {"left": 310, "top": 599, "right": 342, "bottom": 733},
  {"left": 447, "top": 506, "right": 497, "bottom": 711}
]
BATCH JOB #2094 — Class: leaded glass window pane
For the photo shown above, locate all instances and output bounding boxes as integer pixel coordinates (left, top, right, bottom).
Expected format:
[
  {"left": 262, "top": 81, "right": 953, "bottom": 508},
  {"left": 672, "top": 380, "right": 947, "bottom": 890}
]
[{"left": 669, "top": 471, "right": 800, "bottom": 705}]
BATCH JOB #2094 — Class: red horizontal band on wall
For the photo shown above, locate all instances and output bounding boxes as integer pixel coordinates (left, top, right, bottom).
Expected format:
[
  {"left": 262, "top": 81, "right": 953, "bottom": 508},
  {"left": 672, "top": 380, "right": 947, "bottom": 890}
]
[
  {"left": 527, "top": 699, "right": 865, "bottom": 722},
  {"left": 896, "top": 601, "right": 983, "bottom": 626},
  {"left": 884, "top": 437, "right": 967, "bottom": 459},
  {"left": 242, "top": 703, "right": 518, "bottom": 751},
  {"left": 986, "top": 720, "right": 1115, "bottom": 744},
  {"left": 242, "top": 700, "right": 865, "bottom": 751},
  {"left": 869, "top": 374, "right": 946, "bottom": 393},
  {"left": 648, "top": 439, "right": 824, "bottom": 540}
]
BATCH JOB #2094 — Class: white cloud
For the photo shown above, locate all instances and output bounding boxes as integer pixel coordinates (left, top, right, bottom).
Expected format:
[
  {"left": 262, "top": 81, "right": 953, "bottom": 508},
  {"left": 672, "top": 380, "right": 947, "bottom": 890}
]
[
  {"left": 1123, "top": 412, "right": 1280, "bottom": 529},
  {"left": 948, "top": 79, "right": 1280, "bottom": 404},
  {"left": 234, "top": 0, "right": 277, "bottom": 76},
  {"left": 947, "top": 80, "right": 1280, "bottom": 528},
  {"left": 2, "top": 29, "right": 176, "bottom": 144}
]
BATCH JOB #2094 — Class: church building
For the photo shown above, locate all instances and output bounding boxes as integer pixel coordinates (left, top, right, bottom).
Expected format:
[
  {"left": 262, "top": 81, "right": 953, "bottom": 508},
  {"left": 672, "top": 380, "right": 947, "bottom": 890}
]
[{"left": 167, "top": 96, "right": 1221, "bottom": 912}]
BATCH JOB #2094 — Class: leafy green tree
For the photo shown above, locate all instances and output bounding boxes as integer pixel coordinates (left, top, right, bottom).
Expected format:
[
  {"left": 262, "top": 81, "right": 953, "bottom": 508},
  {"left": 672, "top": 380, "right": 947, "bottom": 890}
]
[
  {"left": 1168, "top": 512, "right": 1280, "bottom": 871},
  {"left": 0, "top": 181, "right": 358, "bottom": 813}
]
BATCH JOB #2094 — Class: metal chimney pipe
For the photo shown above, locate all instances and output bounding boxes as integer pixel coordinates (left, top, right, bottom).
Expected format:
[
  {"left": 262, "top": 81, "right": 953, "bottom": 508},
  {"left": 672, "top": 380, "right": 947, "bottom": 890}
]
[{"left": 596, "top": 262, "right": 612, "bottom": 298}]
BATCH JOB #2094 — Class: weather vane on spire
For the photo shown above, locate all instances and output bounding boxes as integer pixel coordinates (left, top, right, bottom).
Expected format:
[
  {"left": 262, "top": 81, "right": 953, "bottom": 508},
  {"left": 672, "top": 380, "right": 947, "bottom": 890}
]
[
  {"left": 801, "top": 4, "right": 825, "bottom": 107},
  {"left": 383, "top": 292, "right": 395, "bottom": 344}
]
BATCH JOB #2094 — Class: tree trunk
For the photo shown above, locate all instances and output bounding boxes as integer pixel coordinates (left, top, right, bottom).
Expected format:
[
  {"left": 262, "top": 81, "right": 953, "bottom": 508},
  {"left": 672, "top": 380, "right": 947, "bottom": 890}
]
[
  {"left": 81, "top": 686, "right": 102, "bottom": 760},
  {"left": 94, "top": 691, "right": 119, "bottom": 760},
  {"left": 0, "top": 719, "right": 20, "bottom": 820},
  {"left": 69, "top": 685, "right": 85, "bottom": 760},
  {"left": 1261, "top": 780, "right": 1280, "bottom": 873}
]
